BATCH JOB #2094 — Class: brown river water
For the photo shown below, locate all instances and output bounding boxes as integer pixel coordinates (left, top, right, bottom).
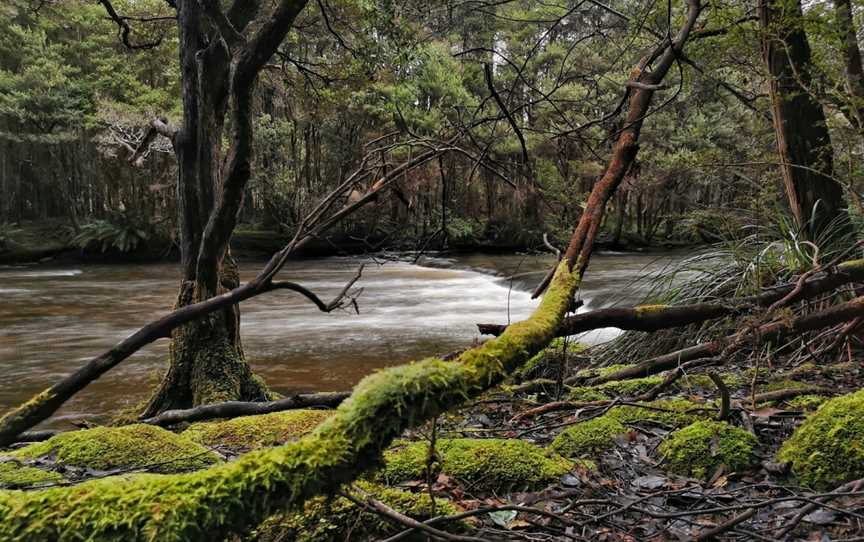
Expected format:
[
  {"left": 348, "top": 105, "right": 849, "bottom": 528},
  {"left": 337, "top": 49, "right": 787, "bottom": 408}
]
[{"left": 0, "top": 251, "right": 683, "bottom": 428}]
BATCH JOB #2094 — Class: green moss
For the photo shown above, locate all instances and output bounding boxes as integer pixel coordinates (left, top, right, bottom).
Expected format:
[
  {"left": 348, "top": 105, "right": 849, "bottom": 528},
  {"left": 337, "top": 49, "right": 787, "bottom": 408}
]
[
  {"left": 784, "top": 394, "right": 827, "bottom": 411},
  {"left": 11, "top": 424, "right": 219, "bottom": 473},
  {"left": 763, "top": 379, "right": 813, "bottom": 393},
  {"left": 608, "top": 398, "right": 710, "bottom": 426},
  {"left": 0, "top": 262, "right": 581, "bottom": 541},
  {"left": 573, "top": 364, "right": 631, "bottom": 381},
  {"left": 659, "top": 421, "right": 758, "bottom": 479},
  {"left": 634, "top": 304, "right": 669, "bottom": 314},
  {"left": 182, "top": 410, "right": 333, "bottom": 452},
  {"left": 0, "top": 462, "right": 63, "bottom": 488},
  {"left": 252, "top": 480, "right": 458, "bottom": 542},
  {"left": 551, "top": 416, "right": 627, "bottom": 457},
  {"left": 778, "top": 389, "right": 864, "bottom": 488},
  {"left": 567, "top": 386, "right": 611, "bottom": 402},
  {"left": 598, "top": 375, "right": 664, "bottom": 396},
  {"left": 380, "top": 438, "right": 573, "bottom": 489}
]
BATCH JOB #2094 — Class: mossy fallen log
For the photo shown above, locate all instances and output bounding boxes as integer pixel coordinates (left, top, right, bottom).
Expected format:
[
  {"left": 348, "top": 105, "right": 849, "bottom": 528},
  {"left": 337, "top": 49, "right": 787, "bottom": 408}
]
[{"left": 0, "top": 262, "right": 578, "bottom": 541}]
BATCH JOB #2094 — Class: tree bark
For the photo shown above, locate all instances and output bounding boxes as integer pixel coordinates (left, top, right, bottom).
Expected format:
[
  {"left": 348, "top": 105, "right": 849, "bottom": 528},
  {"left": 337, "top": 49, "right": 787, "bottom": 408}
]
[
  {"left": 833, "top": 0, "right": 864, "bottom": 131},
  {"left": 143, "top": 0, "right": 308, "bottom": 416},
  {"left": 759, "top": 0, "right": 850, "bottom": 241}
]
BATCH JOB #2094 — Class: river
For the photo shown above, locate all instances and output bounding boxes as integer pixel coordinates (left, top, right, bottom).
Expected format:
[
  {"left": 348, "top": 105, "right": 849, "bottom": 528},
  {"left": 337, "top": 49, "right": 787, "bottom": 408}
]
[{"left": 0, "top": 251, "right": 682, "bottom": 428}]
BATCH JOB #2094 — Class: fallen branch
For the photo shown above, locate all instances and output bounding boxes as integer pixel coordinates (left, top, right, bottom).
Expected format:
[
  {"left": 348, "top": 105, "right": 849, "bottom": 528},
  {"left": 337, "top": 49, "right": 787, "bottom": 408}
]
[
  {"left": 343, "top": 489, "right": 488, "bottom": 542},
  {"left": 140, "top": 392, "right": 350, "bottom": 427},
  {"left": 750, "top": 386, "right": 832, "bottom": 405},
  {"left": 479, "top": 257, "right": 864, "bottom": 338},
  {"left": 581, "top": 294, "right": 864, "bottom": 386}
]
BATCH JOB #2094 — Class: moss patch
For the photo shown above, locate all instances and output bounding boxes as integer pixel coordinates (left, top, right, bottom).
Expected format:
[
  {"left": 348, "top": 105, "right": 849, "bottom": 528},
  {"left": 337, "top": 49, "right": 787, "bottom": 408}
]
[
  {"left": 608, "top": 398, "right": 710, "bottom": 426},
  {"left": 182, "top": 410, "right": 333, "bottom": 452},
  {"left": 10, "top": 424, "right": 219, "bottom": 473},
  {"left": 380, "top": 438, "right": 573, "bottom": 489},
  {"left": 551, "top": 416, "right": 627, "bottom": 457},
  {"left": 778, "top": 389, "right": 864, "bottom": 488},
  {"left": 659, "top": 421, "right": 758, "bottom": 479},
  {"left": 0, "top": 462, "right": 63, "bottom": 488},
  {"left": 252, "top": 480, "right": 458, "bottom": 542},
  {"left": 784, "top": 394, "right": 827, "bottom": 411}
]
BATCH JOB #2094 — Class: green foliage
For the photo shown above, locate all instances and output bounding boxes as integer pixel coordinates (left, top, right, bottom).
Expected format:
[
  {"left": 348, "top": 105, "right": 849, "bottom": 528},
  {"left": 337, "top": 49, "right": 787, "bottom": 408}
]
[
  {"left": 659, "top": 421, "right": 758, "bottom": 479},
  {"left": 9, "top": 424, "right": 219, "bottom": 473},
  {"left": 778, "top": 390, "right": 864, "bottom": 488},
  {"left": 183, "top": 410, "right": 334, "bottom": 453},
  {"left": 380, "top": 438, "right": 573, "bottom": 489},
  {"left": 71, "top": 219, "right": 150, "bottom": 253},
  {"left": 0, "top": 223, "right": 21, "bottom": 249},
  {"left": 551, "top": 416, "right": 627, "bottom": 458}
]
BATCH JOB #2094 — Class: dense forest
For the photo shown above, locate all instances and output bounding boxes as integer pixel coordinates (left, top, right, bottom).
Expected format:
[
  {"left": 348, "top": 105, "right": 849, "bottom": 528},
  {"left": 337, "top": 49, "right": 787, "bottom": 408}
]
[{"left": 3, "top": 0, "right": 864, "bottom": 540}]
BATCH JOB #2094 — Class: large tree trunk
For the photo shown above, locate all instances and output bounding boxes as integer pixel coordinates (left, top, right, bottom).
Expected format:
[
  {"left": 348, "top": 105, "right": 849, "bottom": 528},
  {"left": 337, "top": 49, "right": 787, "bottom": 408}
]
[
  {"left": 142, "top": 0, "right": 288, "bottom": 417},
  {"left": 759, "top": 0, "right": 850, "bottom": 242}
]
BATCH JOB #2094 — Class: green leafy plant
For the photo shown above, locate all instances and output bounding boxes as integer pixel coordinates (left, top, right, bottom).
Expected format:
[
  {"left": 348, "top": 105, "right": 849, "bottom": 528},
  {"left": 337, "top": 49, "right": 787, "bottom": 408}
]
[{"left": 72, "top": 219, "right": 150, "bottom": 253}]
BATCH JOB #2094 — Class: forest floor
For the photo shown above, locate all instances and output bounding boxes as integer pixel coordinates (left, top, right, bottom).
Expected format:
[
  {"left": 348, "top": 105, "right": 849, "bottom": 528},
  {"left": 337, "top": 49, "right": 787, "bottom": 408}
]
[{"left": 2, "top": 338, "right": 863, "bottom": 541}]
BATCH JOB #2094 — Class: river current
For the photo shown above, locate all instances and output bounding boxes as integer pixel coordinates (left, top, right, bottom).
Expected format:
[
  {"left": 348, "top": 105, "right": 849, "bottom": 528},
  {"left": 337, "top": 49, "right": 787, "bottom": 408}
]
[{"left": 0, "top": 251, "right": 681, "bottom": 428}]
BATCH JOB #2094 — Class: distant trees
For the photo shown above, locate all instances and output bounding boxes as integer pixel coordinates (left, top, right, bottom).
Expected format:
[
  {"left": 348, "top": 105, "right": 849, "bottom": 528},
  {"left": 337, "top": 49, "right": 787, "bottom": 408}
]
[{"left": 758, "top": 0, "right": 851, "bottom": 242}]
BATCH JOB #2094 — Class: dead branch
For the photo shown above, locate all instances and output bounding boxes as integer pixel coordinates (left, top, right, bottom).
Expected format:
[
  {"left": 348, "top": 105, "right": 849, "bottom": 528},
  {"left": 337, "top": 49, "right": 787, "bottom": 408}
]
[
  {"left": 479, "top": 257, "right": 864, "bottom": 338},
  {"left": 580, "top": 294, "right": 864, "bottom": 386},
  {"left": 141, "top": 391, "right": 349, "bottom": 427},
  {"left": 343, "top": 488, "right": 489, "bottom": 542}
]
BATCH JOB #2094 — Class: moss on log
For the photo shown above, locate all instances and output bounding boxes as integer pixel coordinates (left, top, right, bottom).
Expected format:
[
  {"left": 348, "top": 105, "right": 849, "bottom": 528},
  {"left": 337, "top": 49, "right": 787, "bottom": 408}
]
[{"left": 0, "top": 261, "right": 578, "bottom": 541}]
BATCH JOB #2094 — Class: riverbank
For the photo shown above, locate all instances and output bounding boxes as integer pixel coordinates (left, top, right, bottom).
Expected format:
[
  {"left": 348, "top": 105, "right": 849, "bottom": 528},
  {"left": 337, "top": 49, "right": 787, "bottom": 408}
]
[{"left": 0, "top": 220, "right": 701, "bottom": 266}]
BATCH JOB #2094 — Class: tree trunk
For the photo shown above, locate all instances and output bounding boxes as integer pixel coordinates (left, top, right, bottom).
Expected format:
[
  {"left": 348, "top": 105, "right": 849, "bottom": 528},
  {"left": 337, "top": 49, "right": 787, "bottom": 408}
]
[
  {"left": 833, "top": 0, "right": 864, "bottom": 131},
  {"left": 759, "top": 0, "right": 851, "bottom": 242},
  {"left": 142, "top": 0, "right": 304, "bottom": 416}
]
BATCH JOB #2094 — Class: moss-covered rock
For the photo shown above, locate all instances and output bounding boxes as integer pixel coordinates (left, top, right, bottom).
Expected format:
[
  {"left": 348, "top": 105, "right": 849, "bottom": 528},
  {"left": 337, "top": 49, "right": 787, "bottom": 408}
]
[
  {"left": 0, "top": 462, "right": 63, "bottom": 488},
  {"left": 182, "top": 410, "right": 333, "bottom": 452},
  {"left": 10, "top": 424, "right": 219, "bottom": 473},
  {"left": 515, "top": 338, "right": 586, "bottom": 381},
  {"left": 778, "top": 389, "right": 864, "bottom": 488},
  {"left": 252, "top": 480, "right": 458, "bottom": 542},
  {"left": 659, "top": 421, "right": 758, "bottom": 479},
  {"left": 551, "top": 416, "right": 627, "bottom": 457},
  {"left": 380, "top": 438, "right": 573, "bottom": 489}
]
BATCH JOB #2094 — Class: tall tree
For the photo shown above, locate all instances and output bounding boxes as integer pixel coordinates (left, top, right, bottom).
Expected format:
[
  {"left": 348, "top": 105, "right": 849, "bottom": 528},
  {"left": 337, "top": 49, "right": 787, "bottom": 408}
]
[
  {"left": 758, "top": 0, "right": 850, "bottom": 242},
  {"left": 125, "top": 0, "right": 311, "bottom": 416}
]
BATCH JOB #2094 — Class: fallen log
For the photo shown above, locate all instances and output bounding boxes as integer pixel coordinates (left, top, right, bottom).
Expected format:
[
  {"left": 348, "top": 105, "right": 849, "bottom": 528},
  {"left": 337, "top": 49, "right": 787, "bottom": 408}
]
[
  {"left": 141, "top": 392, "right": 350, "bottom": 427},
  {"left": 583, "top": 295, "right": 864, "bottom": 386},
  {"left": 478, "top": 258, "right": 864, "bottom": 338}
]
